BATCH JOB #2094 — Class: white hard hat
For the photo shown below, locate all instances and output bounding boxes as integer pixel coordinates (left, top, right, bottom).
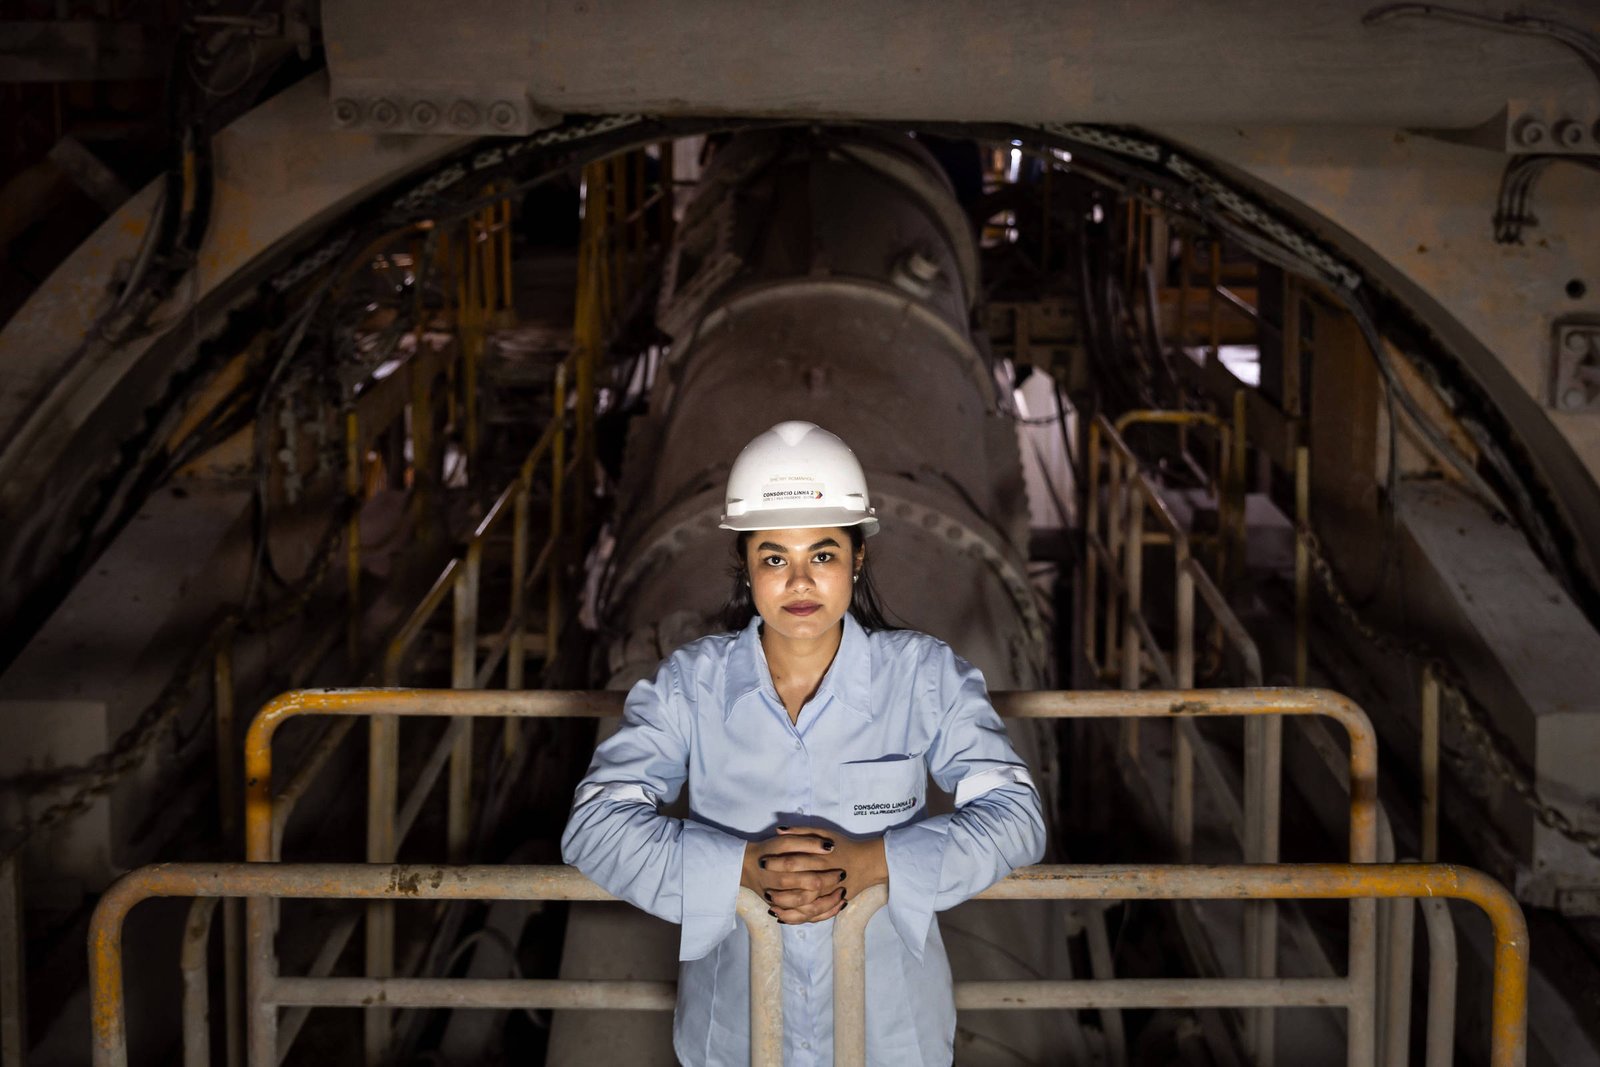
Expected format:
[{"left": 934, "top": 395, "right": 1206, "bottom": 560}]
[{"left": 719, "top": 421, "right": 880, "bottom": 536}]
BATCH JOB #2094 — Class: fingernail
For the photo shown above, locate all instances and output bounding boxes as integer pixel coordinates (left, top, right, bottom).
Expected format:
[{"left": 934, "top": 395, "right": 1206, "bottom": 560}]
[
  {"left": 822, "top": 839, "right": 835, "bottom": 851},
  {"left": 840, "top": 900, "right": 849, "bottom": 910},
  {"left": 764, "top": 891, "right": 773, "bottom": 902},
  {"left": 767, "top": 909, "right": 776, "bottom": 917},
  {"left": 777, "top": 825, "right": 790, "bottom": 831},
  {"left": 759, "top": 858, "right": 768, "bottom": 869},
  {"left": 838, "top": 871, "right": 846, "bottom": 882}
]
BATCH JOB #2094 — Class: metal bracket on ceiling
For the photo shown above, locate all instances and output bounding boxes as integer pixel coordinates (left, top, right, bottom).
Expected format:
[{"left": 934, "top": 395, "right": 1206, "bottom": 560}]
[
  {"left": 327, "top": 80, "right": 559, "bottom": 138},
  {"left": 1550, "top": 318, "right": 1600, "bottom": 414},
  {"left": 1492, "top": 153, "right": 1600, "bottom": 244}
]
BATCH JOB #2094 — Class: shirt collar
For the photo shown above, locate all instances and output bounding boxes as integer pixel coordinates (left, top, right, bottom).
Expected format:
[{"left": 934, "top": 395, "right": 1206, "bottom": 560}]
[{"left": 723, "top": 613, "right": 875, "bottom": 721}]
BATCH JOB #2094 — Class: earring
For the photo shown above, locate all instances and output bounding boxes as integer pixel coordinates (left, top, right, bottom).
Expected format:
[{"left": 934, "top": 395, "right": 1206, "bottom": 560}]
[{"left": 853, "top": 573, "right": 860, "bottom": 583}]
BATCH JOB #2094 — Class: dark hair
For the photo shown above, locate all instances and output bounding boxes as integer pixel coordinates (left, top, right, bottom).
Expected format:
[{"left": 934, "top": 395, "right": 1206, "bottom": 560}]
[{"left": 719, "top": 525, "right": 897, "bottom": 632}]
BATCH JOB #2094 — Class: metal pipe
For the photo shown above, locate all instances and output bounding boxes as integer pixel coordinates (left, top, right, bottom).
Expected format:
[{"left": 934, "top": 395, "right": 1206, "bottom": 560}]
[
  {"left": 507, "top": 476, "right": 530, "bottom": 708},
  {"left": 1294, "top": 444, "right": 1310, "bottom": 686},
  {"left": 223, "top": 895, "right": 242, "bottom": 1067},
  {"left": 1421, "top": 667, "right": 1441, "bottom": 862},
  {"left": 1183, "top": 557, "right": 1263, "bottom": 685},
  {"left": 548, "top": 362, "right": 566, "bottom": 666},
  {"left": 1112, "top": 410, "right": 1229, "bottom": 435},
  {"left": 736, "top": 888, "right": 784, "bottom": 1067},
  {"left": 833, "top": 882, "right": 886, "bottom": 1066},
  {"left": 245, "top": 887, "right": 273, "bottom": 1067},
  {"left": 1381, "top": 895, "right": 1416, "bottom": 1067},
  {"left": 211, "top": 633, "right": 244, "bottom": 1067},
  {"left": 954, "top": 977, "right": 1350, "bottom": 1009},
  {"left": 1231, "top": 390, "right": 1248, "bottom": 581},
  {"left": 448, "top": 546, "right": 480, "bottom": 863},
  {"left": 1121, "top": 493, "right": 1146, "bottom": 758},
  {"left": 1104, "top": 446, "right": 1123, "bottom": 674},
  {"left": 1420, "top": 897, "right": 1458, "bottom": 1067},
  {"left": 1084, "top": 420, "right": 1103, "bottom": 672},
  {"left": 214, "top": 636, "right": 239, "bottom": 843},
  {"left": 1349, "top": 896, "right": 1379, "bottom": 1067},
  {"left": 1, "top": 852, "right": 26, "bottom": 1067},
  {"left": 363, "top": 696, "right": 399, "bottom": 1067},
  {"left": 1174, "top": 543, "right": 1196, "bottom": 859},
  {"left": 1083, "top": 903, "right": 1130, "bottom": 1067},
  {"left": 345, "top": 409, "right": 362, "bottom": 668},
  {"left": 272, "top": 976, "right": 676, "bottom": 1010},
  {"left": 180, "top": 897, "right": 217, "bottom": 1067}
]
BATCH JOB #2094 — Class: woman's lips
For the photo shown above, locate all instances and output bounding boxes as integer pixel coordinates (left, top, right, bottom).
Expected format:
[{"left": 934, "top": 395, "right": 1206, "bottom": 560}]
[{"left": 783, "top": 602, "right": 822, "bottom": 616}]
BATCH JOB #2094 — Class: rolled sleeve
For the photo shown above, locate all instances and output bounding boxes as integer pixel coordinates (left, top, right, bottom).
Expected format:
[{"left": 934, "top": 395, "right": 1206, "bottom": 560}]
[
  {"left": 679, "top": 820, "right": 748, "bottom": 960},
  {"left": 563, "top": 658, "right": 748, "bottom": 963},
  {"left": 882, "top": 817, "right": 950, "bottom": 959}
]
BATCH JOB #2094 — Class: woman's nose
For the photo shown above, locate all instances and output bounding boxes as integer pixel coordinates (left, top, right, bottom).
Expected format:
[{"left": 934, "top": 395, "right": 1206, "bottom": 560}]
[{"left": 787, "top": 563, "right": 813, "bottom": 588}]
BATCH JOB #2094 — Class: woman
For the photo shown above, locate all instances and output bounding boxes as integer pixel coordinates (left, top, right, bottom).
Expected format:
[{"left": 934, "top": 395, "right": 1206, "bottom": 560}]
[{"left": 562, "top": 420, "right": 1044, "bottom": 1065}]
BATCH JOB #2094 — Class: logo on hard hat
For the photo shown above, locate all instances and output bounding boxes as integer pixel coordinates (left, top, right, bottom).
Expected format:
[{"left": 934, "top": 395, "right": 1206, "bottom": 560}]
[{"left": 762, "top": 482, "right": 825, "bottom": 502}]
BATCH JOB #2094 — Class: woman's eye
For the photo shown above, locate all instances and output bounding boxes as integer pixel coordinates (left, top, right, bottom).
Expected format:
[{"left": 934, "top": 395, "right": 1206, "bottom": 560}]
[
  {"left": 762, "top": 556, "right": 785, "bottom": 567},
  {"left": 813, "top": 552, "right": 835, "bottom": 564}
]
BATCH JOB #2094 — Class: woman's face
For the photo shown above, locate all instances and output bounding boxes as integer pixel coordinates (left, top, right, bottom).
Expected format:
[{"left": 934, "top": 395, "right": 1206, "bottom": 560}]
[{"left": 745, "top": 526, "right": 864, "bottom": 644}]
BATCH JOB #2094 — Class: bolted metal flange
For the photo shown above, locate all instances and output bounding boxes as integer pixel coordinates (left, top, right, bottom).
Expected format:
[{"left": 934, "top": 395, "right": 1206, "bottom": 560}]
[
  {"left": 488, "top": 100, "right": 520, "bottom": 131},
  {"left": 449, "top": 100, "right": 480, "bottom": 129},
  {"left": 410, "top": 100, "right": 440, "bottom": 129},
  {"left": 1513, "top": 116, "right": 1548, "bottom": 150},
  {"left": 369, "top": 98, "right": 400, "bottom": 128},
  {"left": 331, "top": 98, "right": 361, "bottom": 127},
  {"left": 1553, "top": 120, "right": 1587, "bottom": 150}
]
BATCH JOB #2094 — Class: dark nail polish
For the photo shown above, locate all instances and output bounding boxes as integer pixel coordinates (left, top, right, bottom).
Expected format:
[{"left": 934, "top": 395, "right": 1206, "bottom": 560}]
[
  {"left": 777, "top": 825, "right": 789, "bottom": 831},
  {"left": 767, "top": 909, "right": 776, "bottom": 917},
  {"left": 822, "top": 839, "right": 835, "bottom": 851},
  {"left": 840, "top": 900, "right": 849, "bottom": 910},
  {"left": 838, "top": 871, "right": 846, "bottom": 882},
  {"left": 764, "top": 890, "right": 773, "bottom": 902},
  {"left": 759, "top": 858, "right": 768, "bottom": 869}
]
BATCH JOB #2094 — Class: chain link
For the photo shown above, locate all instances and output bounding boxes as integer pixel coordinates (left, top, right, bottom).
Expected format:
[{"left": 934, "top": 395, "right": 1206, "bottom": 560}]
[
  {"left": 1298, "top": 525, "right": 1600, "bottom": 859},
  {"left": 0, "top": 508, "right": 347, "bottom": 862}
]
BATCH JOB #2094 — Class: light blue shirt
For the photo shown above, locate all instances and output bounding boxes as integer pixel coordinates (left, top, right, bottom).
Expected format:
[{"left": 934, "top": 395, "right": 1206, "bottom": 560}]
[{"left": 561, "top": 615, "right": 1045, "bottom": 1066}]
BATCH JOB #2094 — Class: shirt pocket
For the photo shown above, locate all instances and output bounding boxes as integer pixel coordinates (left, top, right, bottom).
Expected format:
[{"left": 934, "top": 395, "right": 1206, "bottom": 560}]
[{"left": 837, "top": 755, "right": 926, "bottom": 834}]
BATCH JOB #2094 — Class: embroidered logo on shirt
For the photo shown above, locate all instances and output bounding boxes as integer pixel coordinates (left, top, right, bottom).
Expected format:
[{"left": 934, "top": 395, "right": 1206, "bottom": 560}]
[{"left": 853, "top": 796, "right": 917, "bottom": 818}]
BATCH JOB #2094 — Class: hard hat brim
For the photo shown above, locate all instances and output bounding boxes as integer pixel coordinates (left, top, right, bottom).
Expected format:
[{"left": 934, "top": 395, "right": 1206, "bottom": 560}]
[{"left": 718, "top": 507, "right": 879, "bottom": 537}]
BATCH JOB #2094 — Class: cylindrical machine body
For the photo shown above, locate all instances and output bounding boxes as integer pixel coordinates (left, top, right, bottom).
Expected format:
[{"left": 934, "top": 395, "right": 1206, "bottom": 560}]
[{"left": 604, "top": 129, "right": 1043, "bottom": 688}]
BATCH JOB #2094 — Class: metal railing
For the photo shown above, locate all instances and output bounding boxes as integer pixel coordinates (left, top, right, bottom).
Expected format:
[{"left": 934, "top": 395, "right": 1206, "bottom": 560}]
[
  {"left": 1080, "top": 411, "right": 1469, "bottom": 1066},
  {"left": 93, "top": 859, "right": 1525, "bottom": 1067},
  {"left": 218, "top": 685, "right": 1414, "bottom": 1064},
  {"left": 1084, "top": 412, "right": 1293, "bottom": 1058}
]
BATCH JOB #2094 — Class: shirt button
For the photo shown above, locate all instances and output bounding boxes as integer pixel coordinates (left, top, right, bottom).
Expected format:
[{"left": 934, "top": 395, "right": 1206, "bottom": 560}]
[
  {"left": 802, "top": 1041, "right": 811, "bottom": 1050},
  {"left": 792, "top": 738, "right": 802, "bottom": 750}
]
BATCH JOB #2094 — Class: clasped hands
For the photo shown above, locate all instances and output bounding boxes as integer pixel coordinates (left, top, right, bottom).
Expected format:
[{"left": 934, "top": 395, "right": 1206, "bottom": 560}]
[{"left": 741, "top": 826, "right": 888, "bottom": 924}]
